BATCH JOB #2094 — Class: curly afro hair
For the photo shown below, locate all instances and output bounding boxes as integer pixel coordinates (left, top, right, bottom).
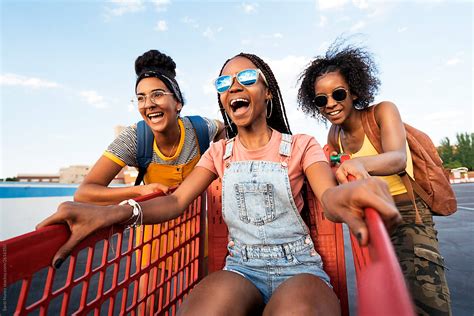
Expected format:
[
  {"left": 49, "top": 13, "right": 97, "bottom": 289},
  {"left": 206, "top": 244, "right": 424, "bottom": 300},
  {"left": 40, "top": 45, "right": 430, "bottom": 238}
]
[
  {"left": 135, "top": 49, "right": 176, "bottom": 79},
  {"left": 297, "top": 40, "right": 380, "bottom": 123}
]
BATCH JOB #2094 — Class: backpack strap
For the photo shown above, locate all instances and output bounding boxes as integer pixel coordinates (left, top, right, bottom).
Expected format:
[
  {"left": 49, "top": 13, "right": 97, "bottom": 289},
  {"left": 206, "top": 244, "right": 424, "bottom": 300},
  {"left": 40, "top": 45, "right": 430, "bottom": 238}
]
[
  {"left": 328, "top": 124, "right": 342, "bottom": 154},
  {"left": 360, "top": 105, "right": 383, "bottom": 154},
  {"left": 135, "top": 120, "right": 154, "bottom": 186},
  {"left": 134, "top": 116, "right": 210, "bottom": 186},
  {"left": 361, "top": 105, "right": 422, "bottom": 223},
  {"left": 187, "top": 115, "right": 210, "bottom": 155}
]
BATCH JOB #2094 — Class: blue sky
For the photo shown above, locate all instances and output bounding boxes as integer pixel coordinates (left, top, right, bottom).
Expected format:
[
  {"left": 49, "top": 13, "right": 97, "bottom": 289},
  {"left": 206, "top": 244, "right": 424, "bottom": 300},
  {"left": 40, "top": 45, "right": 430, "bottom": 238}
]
[{"left": 1, "top": 0, "right": 472, "bottom": 179}]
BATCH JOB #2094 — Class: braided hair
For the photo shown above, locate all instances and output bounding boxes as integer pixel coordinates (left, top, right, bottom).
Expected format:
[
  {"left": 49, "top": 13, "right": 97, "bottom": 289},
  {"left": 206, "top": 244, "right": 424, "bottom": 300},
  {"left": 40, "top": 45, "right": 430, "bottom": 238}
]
[
  {"left": 297, "top": 40, "right": 380, "bottom": 123},
  {"left": 217, "top": 53, "right": 292, "bottom": 138}
]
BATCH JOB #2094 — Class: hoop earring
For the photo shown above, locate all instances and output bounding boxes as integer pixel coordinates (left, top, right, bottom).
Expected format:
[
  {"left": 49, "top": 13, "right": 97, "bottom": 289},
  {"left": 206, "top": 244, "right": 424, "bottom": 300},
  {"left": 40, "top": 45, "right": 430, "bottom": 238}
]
[{"left": 266, "top": 98, "right": 273, "bottom": 119}]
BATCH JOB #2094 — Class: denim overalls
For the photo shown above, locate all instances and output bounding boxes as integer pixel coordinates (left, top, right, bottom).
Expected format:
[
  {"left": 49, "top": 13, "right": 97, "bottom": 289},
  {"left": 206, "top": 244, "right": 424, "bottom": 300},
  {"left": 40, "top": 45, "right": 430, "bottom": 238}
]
[{"left": 222, "top": 134, "right": 331, "bottom": 303}]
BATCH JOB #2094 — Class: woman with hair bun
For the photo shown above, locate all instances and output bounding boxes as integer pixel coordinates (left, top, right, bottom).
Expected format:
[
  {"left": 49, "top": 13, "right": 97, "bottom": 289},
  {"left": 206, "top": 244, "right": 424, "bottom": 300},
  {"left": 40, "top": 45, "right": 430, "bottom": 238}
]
[
  {"left": 75, "top": 49, "right": 224, "bottom": 204},
  {"left": 73, "top": 50, "right": 225, "bottom": 312}
]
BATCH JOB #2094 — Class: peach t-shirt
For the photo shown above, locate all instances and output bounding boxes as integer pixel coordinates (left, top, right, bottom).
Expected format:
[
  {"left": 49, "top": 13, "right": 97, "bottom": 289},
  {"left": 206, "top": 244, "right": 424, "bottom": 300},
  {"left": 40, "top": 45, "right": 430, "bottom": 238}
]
[{"left": 197, "top": 130, "right": 327, "bottom": 212}]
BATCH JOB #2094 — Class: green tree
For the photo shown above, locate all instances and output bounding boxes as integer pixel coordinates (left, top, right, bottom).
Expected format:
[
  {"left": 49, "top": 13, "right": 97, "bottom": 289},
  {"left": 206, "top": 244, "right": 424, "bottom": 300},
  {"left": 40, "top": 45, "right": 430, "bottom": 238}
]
[
  {"left": 438, "top": 137, "right": 454, "bottom": 165},
  {"left": 455, "top": 132, "right": 474, "bottom": 170}
]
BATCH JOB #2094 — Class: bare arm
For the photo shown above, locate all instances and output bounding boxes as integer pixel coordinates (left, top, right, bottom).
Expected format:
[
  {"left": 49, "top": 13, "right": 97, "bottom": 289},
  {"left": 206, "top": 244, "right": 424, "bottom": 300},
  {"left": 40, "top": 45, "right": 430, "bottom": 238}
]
[
  {"left": 74, "top": 156, "right": 170, "bottom": 205},
  {"left": 37, "top": 167, "right": 217, "bottom": 266},
  {"left": 305, "top": 161, "right": 400, "bottom": 246},
  {"left": 335, "top": 102, "right": 407, "bottom": 183}
]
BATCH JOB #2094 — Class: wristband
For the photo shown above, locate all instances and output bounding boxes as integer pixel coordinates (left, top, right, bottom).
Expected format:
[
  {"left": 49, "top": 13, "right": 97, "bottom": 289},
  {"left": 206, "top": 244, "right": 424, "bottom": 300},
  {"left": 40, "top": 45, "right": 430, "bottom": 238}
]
[{"left": 119, "top": 199, "right": 143, "bottom": 228}]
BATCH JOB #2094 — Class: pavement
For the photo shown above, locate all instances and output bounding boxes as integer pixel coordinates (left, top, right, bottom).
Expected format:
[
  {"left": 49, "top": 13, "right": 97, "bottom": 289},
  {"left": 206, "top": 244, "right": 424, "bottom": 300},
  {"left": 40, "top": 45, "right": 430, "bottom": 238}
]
[{"left": 344, "top": 183, "right": 474, "bottom": 315}]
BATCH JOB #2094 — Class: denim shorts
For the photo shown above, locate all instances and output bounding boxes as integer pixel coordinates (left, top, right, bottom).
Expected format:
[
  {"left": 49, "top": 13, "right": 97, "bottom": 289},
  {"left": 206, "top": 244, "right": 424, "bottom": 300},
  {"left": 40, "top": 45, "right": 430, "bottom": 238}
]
[{"left": 223, "top": 237, "right": 332, "bottom": 303}]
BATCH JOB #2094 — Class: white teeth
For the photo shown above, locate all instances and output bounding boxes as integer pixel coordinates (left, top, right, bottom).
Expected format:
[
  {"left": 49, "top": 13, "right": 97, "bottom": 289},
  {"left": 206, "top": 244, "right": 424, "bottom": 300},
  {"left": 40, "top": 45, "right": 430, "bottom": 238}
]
[
  {"left": 328, "top": 110, "right": 341, "bottom": 116},
  {"left": 148, "top": 112, "right": 164, "bottom": 118},
  {"left": 230, "top": 98, "right": 249, "bottom": 105}
]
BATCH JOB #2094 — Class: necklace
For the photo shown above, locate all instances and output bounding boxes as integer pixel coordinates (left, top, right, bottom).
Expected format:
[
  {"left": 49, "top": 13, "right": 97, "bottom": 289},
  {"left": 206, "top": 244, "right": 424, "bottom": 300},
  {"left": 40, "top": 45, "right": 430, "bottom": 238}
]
[
  {"left": 159, "top": 124, "right": 181, "bottom": 158},
  {"left": 165, "top": 132, "right": 180, "bottom": 158}
]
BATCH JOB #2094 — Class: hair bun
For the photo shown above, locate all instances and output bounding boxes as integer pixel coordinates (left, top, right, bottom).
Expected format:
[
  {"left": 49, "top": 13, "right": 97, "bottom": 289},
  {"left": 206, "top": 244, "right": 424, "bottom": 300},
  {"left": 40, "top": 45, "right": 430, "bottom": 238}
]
[{"left": 135, "top": 50, "right": 176, "bottom": 78}]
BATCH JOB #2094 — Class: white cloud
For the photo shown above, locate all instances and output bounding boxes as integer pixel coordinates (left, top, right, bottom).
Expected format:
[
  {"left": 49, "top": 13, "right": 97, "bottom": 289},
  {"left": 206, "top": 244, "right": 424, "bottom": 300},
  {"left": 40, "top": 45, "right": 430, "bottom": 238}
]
[
  {"left": 353, "top": 0, "right": 369, "bottom": 9},
  {"left": 202, "top": 81, "right": 215, "bottom": 96},
  {"left": 273, "top": 33, "right": 283, "bottom": 39},
  {"left": 241, "top": 3, "right": 258, "bottom": 14},
  {"left": 128, "top": 102, "right": 135, "bottom": 112},
  {"left": 155, "top": 20, "right": 168, "bottom": 31},
  {"left": 318, "top": 0, "right": 348, "bottom": 10},
  {"left": 424, "top": 111, "right": 462, "bottom": 123},
  {"left": 261, "top": 33, "right": 284, "bottom": 40},
  {"left": 79, "top": 90, "right": 108, "bottom": 109},
  {"left": 181, "top": 16, "right": 199, "bottom": 28},
  {"left": 241, "top": 38, "right": 252, "bottom": 46},
  {"left": 151, "top": 0, "right": 170, "bottom": 12},
  {"left": 319, "top": 15, "right": 328, "bottom": 27},
  {"left": 317, "top": 0, "right": 393, "bottom": 18},
  {"left": 317, "top": 41, "right": 330, "bottom": 53},
  {"left": 0, "top": 73, "right": 60, "bottom": 89},
  {"left": 264, "top": 55, "right": 330, "bottom": 138},
  {"left": 203, "top": 26, "right": 223, "bottom": 40},
  {"left": 446, "top": 58, "right": 461, "bottom": 66},
  {"left": 350, "top": 20, "right": 366, "bottom": 32},
  {"left": 106, "top": 0, "right": 144, "bottom": 17},
  {"left": 446, "top": 52, "right": 464, "bottom": 66},
  {"left": 397, "top": 26, "right": 408, "bottom": 33}
]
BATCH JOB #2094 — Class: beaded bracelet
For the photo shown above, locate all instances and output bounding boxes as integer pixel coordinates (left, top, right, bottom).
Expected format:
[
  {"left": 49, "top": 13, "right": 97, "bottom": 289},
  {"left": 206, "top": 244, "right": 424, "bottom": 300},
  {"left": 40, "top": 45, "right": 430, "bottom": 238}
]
[{"left": 119, "top": 199, "right": 143, "bottom": 228}]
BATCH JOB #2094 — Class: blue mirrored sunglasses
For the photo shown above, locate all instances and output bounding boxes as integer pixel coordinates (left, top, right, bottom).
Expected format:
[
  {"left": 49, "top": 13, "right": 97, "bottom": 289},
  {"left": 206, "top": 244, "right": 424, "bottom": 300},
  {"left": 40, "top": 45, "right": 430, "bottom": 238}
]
[{"left": 214, "top": 68, "right": 268, "bottom": 94}]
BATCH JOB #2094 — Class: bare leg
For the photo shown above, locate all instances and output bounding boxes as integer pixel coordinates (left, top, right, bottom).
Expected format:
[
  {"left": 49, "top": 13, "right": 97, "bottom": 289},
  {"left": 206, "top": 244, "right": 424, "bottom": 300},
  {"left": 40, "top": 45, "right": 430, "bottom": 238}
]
[
  {"left": 263, "top": 274, "right": 340, "bottom": 316},
  {"left": 177, "top": 270, "right": 264, "bottom": 316}
]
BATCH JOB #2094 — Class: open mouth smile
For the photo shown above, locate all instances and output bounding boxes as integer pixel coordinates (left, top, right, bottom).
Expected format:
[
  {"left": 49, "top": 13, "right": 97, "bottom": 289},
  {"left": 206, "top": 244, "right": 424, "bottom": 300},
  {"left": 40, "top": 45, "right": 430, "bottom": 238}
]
[
  {"left": 147, "top": 112, "right": 164, "bottom": 123},
  {"left": 230, "top": 98, "right": 250, "bottom": 114}
]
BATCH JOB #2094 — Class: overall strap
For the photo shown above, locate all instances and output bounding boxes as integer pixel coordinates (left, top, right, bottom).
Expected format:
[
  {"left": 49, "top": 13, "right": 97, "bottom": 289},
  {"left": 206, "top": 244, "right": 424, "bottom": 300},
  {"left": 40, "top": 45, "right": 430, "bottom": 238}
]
[
  {"left": 360, "top": 106, "right": 383, "bottom": 154},
  {"left": 279, "top": 133, "right": 292, "bottom": 157},
  {"left": 328, "top": 124, "right": 341, "bottom": 154},
  {"left": 187, "top": 115, "right": 210, "bottom": 155},
  {"left": 223, "top": 138, "right": 235, "bottom": 160}
]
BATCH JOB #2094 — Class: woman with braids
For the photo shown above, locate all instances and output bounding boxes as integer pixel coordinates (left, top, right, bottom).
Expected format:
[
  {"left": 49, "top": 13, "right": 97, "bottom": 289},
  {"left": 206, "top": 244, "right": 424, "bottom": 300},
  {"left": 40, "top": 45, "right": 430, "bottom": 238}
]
[
  {"left": 38, "top": 52, "right": 401, "bottom": 315},
  {"left": 297, "top": 41, "right": 451, "bottom": 315}
]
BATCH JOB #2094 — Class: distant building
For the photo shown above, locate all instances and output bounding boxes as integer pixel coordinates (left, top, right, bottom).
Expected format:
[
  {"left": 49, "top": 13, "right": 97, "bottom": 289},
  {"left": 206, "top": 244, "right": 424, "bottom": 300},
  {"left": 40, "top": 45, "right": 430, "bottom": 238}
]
[
  {"left": 17, "top": 174, "right": 60, "bottom": 183},
  {"left": 15, "top": 125, "right": 139, "bottom": 185},
  {"left": 59, "top": 165, "right": 91, "bottom": 184},
  {"left": 114, "top": 125, "right": 139, "bottom": 185}
]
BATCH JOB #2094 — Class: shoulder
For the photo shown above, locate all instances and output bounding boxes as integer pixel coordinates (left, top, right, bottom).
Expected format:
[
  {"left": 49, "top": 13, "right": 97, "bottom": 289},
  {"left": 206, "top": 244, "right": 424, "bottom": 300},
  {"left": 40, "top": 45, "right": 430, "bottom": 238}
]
[
  {"left": 115, "top": 124, "right": 138, "bottom": 142},
  {"left": 372, "top": 101, "right": 401, "bottom": 125},
  {"left": 182, "top": 115, "right": 216, "bottom": 127},
  {"left": 291, "top": 133, "right": 322, "bottom": 154},
  {"left": 208, "top": 138, "right": 227, "bottom": 155},
  {"left": 292, "top": 133, "right": 318, "bottom": 146}
]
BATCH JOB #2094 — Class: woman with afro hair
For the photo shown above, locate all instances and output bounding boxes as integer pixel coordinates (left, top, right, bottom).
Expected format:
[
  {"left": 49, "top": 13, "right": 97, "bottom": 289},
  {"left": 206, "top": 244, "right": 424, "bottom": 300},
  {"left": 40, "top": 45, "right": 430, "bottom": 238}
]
[{"left": 297, "top": 40, "right": 451, "bottom": 315}]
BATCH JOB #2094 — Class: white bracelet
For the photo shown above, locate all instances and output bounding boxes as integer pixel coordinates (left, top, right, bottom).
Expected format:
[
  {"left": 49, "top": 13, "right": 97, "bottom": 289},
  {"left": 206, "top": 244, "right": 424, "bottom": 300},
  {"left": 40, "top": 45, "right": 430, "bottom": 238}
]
[{"left": 119, "top": 199, "right": 143, "bottom": 228}]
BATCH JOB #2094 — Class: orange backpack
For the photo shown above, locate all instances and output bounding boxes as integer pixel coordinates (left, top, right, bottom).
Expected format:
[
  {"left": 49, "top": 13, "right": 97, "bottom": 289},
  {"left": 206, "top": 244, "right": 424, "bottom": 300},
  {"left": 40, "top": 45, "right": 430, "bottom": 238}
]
[{"left": 329, "top": 105, "right": 457, "bottom": 216}]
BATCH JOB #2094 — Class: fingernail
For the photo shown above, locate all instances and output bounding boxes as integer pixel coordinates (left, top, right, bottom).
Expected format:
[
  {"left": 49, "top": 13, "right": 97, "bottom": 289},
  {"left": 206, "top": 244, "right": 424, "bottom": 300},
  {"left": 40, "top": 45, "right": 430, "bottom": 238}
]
[{"left": 53, "top": 258, "right": 64, "bottom": 269}]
